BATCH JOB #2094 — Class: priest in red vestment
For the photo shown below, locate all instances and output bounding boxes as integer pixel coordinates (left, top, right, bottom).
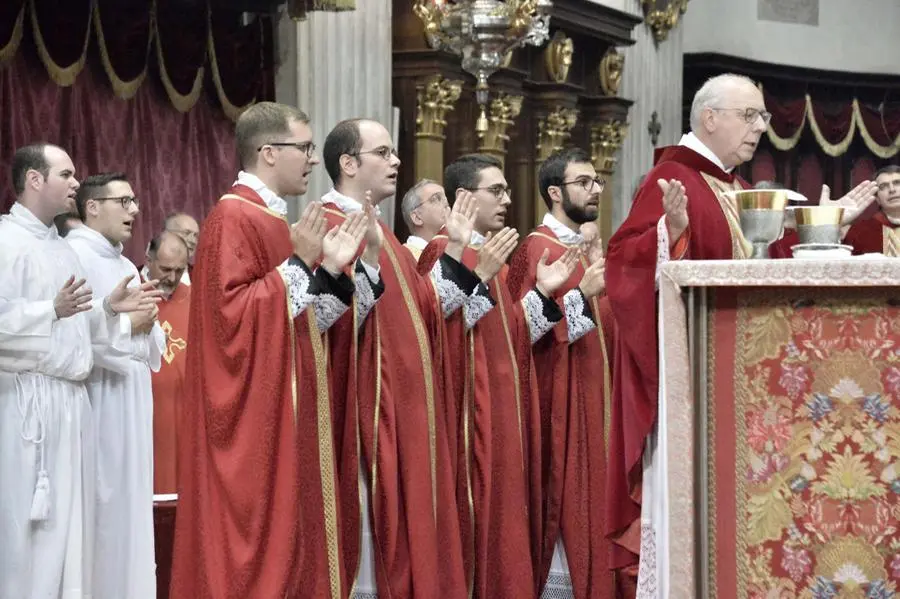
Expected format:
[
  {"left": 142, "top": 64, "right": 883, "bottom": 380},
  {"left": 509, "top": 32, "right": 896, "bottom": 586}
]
[
  {"left": 319, "top": 118, "right": 495, "bottom": 598},
  {"left": 169, "top": 102, "right": 369, "bottom": 599},
  {"left": 418, "top": 154, "right": 586, "bottom": 598},
  {"left": 845, "top": 165, "right": 900, "bottom": 255},
  {"left": 507, "top": 148, "right": 611, "bottom": 599},
  {"left": 142, "top": 231, "right": 190, "bottom": 495}
]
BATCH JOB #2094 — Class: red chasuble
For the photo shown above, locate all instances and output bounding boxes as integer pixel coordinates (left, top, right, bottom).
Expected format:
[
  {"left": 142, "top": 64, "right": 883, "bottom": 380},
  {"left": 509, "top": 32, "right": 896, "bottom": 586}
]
[
  {"left": 417, "top": 234, "right": 541, "bottom": 598},
  {"left": 321, "top": 204, "right": 466, "bottom": 598},
  {"left": 844, "top": 211, "right": 900, "bottom": 256},
  {"left": 147, "top": 280, "right": 191, "bottom": 495},
  {"left": 507, "top": 228, "right": 614, "bottom": 599},
  {"left": 170, "top": 185, "right": 345, "bottom": 599},
  {"left": 604, "top": 146, "right": 793, "bottom": 575}
]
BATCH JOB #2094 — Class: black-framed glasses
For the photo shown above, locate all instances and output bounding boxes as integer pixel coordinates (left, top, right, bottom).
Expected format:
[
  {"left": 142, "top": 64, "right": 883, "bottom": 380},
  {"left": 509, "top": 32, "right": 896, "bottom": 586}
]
[
  {"left": 257, "top": 141, "right": 317, "bottom": 157},
  {"left": 561, "top": 176, "right": 606, "bottom": 192},
  {"left": 354, "top": 146, "right": 398, "bottom": 161},
  {"left": 467, "top": 184, "right": 511, "bottom": 199},
  {"left": 92, "top": 196, "right": 139, "bottom": 209},
  {"left": 711, "top": 107, "right": 772, "bottom": 125},
  {"left": 411, "top": 192, "right": 448, "bottom": 211}
]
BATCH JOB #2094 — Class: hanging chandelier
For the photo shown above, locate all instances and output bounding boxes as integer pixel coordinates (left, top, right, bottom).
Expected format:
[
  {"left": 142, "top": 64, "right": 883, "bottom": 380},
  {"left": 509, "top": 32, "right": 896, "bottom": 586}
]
[{"left": 414, "top": 0, "right": 553, "bottom": 135}]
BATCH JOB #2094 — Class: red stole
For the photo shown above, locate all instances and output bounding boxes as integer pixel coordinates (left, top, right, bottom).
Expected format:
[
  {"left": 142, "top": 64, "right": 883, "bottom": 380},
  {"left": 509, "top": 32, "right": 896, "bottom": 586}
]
[
  {"left": 320, "top": 204, "right": 466, "bottom": 598},
  {"left": 170, "top": 185, "right": 344, "bottom": 599},
  {"left": 417, "top": 234, "right": 541, "bottom": 598},
  {"left": 507, "top": 227, "right": 614, "bottom": 599},
  {"left": 148, "top": 280, "right": 190, "bottom": 495}
]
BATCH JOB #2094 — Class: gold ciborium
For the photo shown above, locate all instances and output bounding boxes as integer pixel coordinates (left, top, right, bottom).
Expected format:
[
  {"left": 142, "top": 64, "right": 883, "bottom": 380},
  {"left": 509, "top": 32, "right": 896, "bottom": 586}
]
[
  {"left": 731, "top": 189, "right": 789, "bottom": 259},
  {"left": 790, "top": 205, "right": 845, "bottom": 245}
]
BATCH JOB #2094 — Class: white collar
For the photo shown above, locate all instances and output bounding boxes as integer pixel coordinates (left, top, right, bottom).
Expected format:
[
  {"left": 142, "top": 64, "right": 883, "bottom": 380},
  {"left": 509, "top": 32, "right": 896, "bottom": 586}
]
[
  {"left": 320, "top": 188, "right": 382, "bottom": 217},
  {"left": 405, "top": 235, "right": 428, "bottom": 250},
  {"left": 678, "top": 132, "right": 732, "bottom": 174},
  {"left": 470, "top": 230, "right": 487, "bottom": 248},
  {"left": 234, "top": 171, "right": 288, "bottom": 216},
  {"left": 66, "top": 225, "right": 123, "bottom": 258},
  {"left": 3, "top": 203, "right": 57, "bottom": 240},
  {"left": 542, "top": 213, "right": 584, "bottom": 245}
]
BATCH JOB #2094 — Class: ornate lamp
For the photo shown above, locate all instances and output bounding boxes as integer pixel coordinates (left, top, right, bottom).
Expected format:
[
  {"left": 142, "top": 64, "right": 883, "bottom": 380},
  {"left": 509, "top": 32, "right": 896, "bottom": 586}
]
[{"left": 414, "top": 0, "right": 553, "bottom": 136}]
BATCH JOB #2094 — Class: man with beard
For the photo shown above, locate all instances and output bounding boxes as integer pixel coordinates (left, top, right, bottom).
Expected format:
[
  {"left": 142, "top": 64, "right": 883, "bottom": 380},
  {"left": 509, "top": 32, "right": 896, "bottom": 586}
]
[
  {"left": 141, "top": 231, "right": 190, "bottom": 495},
  {"left": 67, "top": 172, "right": 165, "bottom": 599},
  {"left": 507, "top": 147, "right": 611, "bottom": 599},
  {"left": 399, "top": 178, "right": 449, "bottom": 259},
  {"left": 845, "top": 165, "right": 900, "bottom": 255},
  {"left": 320, "top": 118, "right": 494, "bottom": 598},
  {"left": 163, "top": 212, "right": 199, "bottom": 285},
  {"left": 418, "top": 153, "right": 599, "bottom": 598},
  {"left": 0, "top": 144, "right": 161, "bottom": 599}
]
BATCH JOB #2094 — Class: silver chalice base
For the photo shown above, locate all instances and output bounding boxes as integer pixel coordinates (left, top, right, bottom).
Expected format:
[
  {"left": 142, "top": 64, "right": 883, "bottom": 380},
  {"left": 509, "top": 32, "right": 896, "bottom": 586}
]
[
  {"left": 797, "top": 223, "right": 841, "bottom": 246},
  {"left": 740, "top": 209, "right": 785, "bottom": 259}
]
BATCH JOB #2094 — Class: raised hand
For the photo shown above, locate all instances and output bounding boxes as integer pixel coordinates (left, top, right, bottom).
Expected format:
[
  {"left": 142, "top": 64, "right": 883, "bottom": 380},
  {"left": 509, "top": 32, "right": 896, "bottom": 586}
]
[
  {"left": 535, "top": 247, "right": 579, "bottom": 296},
  {"left": 658, "top": 178, "right": 688, "bottom": 239},
  {"left": 577, "top": 256, "right": 606, "bottom": 299},
  {"left": 54, "top": 276, "right": 93, "bottom": 319},
  {"left": 819, "top": 182, "right": 878, "bottom": 225},
  {"left": 108, "top": 275, "right": 163, "bottom": 315},
  {"left": 129, "top": 305, "right": 159, "bottom": 335},
  {"left": 291, "top": 201, "right": 327, "bottom": 268},
  {"left": 445, "top": 191, "right": 477, "bottom": 261},
  {"left": 579, "top": 221, "right": 604, "bottom": 264},
  {"left": 362, "top": 191, "right": 384, "bottom": 267},
  {"left": 473, "top": 227, "right": 519, "bottom": 283},
  {"left": 323, "top": 209, "right": 368, "bottom": 273}
]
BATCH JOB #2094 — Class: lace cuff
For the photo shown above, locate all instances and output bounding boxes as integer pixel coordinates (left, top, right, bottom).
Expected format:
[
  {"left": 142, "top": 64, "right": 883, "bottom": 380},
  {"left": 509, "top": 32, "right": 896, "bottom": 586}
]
[
  {"left": 430, "top": 253, "right": 477, "bottom": 317},
  {"left": 463, "top": 282, "right": 496, "bottom": 330},
  {"left": 355, "top": 260, "right": 385, "bottom": 328},
  {"left": 521, "top": 288, "right": 562, "bottom": 343},
  {"left": 358, "top": 259, "right": 381, "bottom": 286},
  {"left": 312, "top": 268, "right": 354, "bottom": 331},
  {"left": 563, "top": 288, "right": 596, "bottom": 343},
  {"left": 277, "top": 256, "right": 319, "bottom": 319}
]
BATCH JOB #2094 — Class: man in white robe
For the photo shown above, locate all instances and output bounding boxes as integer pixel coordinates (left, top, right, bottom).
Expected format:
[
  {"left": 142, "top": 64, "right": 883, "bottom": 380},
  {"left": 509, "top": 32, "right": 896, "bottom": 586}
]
[
  {"left": 66, "top": 172, "right": 164, "bottom": 599},
  {"left": 0, "top": 143, "right": 161, "bottom": 599}
]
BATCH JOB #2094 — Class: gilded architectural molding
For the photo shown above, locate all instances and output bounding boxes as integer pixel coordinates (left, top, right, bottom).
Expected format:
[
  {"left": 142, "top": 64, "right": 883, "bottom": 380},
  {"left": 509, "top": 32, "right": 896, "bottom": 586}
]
[
  {"left": 477, "top": 93, "right": 524, "bottom": 154},
  {"left": 598, "top": 48, "right": 624, "bottom": 96},
  {"left": 543, "top": 31, "right": 574, "bottom": 84},
  {"left": 415, "top": 74, "right": 463, "bottom": 140},
  {"left": 590, "top": 120, "right": 629, "bottom": 174},
  {"left": 641, "top": 0, "right": 689, "bottom": 43},
  {"left": 536, "top": 106, "right": 579, "bottom": 160}
]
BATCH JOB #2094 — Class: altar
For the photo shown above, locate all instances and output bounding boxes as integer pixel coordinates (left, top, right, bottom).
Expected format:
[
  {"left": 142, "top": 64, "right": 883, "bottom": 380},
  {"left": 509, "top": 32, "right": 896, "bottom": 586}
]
[{"left": 645, "top": 258, "right": 900, "bottom": 598}]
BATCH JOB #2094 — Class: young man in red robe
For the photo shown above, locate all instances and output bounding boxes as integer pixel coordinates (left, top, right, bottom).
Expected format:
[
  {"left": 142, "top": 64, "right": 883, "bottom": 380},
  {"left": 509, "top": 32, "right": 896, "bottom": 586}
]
[
  {"left": 319, "top": 118, "right": 494, "bottom": 598},
  {"left": 507, "top": 147, "right": 610, "bottom": 599},
  {"left": 845, "top": 165, "right": 900, "bottom": 255},
  {"left": 141, "top": 230, "right": 190, "bottom": 495},
  {"left": 169, "top": 102, "right": 370, "bottom": 599},
  {"left": 417, "top": 154, "right": 586, "bottom": 598}
]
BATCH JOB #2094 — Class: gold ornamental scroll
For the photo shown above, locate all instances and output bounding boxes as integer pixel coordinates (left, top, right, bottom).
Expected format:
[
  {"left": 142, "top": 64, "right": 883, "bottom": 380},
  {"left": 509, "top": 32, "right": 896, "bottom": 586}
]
[
  {"left": 534, "top": 106, "right": 579, "bottom": 224},
  {"left": 590, "top": 119, "right": 629, "bottom": 244},
  {"left": 415, "top": 74, "right": 463, "bottom": 184},
  {"left": 476, "top": 93, "right": 524, "bottom": 169}
]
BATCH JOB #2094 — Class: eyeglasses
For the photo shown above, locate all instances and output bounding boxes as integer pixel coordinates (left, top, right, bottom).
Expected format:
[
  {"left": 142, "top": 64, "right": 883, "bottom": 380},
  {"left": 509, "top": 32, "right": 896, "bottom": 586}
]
[
  {"left": 257, "top": 141, "right": 317, "bottom": 157},
  {"left": 560, "top": 176, "right": 606, "bottom": 192},
  {"left": 411, "top": 192, "right": 448, "bottom": 211},
  {"left": 711, "top": 107, "right": 773, "bottom": 125},
  {"left": 354, "top": 146, "right": 398, "bottom": 161},
  {"left": 92, "top": 196, "right": 139, "bottom": 209},
  {"left": 467, "top": 184, "right": 511, "bottom": 199}
]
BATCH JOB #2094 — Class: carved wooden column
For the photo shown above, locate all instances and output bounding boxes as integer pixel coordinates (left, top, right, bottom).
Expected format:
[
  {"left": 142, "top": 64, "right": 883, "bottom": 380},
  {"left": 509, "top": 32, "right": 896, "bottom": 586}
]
[
  {"left": 476, "top": 93, "right": 524, "bottom": 168},
  {"left": 533, "top": 104, "right": 579, "bottom": 224},
  {"left": 415, "top": 74, "right": 463, "bottom": 183}
]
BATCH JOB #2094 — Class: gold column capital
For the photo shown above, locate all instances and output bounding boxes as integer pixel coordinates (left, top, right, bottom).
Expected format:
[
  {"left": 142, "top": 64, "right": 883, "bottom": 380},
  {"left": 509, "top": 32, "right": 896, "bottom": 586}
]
[
  {"left": 536, "top": 106, "right": 579, "bottom": 161},
  {"left": 590, "top": 119, "right": 629, "bottom": 175},
  {"left": 415, "top": 74, "right": 464, "bottom": 140},
  {"left": 477, "top": 93, "right": 524, "bottom": 156},
  {"left": 641, "top": 0, "right": 689, "bottom": 43}
]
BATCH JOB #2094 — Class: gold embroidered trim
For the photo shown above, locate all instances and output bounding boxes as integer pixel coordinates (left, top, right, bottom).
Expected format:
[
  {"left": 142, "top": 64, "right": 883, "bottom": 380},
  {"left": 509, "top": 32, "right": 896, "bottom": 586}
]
[
  {"left": 884, "top": 225, "right": 900, "bottom": 257},
  {"left": 495, "top": 283, "right": 525, "bottom": 469},
  {"left": 219, "top": 193, "right": 287, "bottom": 221},
  {"left": 699, "top": 172, "right": 751, "bottom": 259},
  {"left": 30, "top": 0, "right": 91, "bottom": 86},
  {"left": 464, "top": 332, "right": 476, "bottom": 599},
  {"left": 0, "top": 3, "right": 24, "bottom": 65},
  {"left": 207, "top": 8, "right": 255, "bottom": 122},
  {"left": 94, "top": 0, "right": 151, "bottom": 99},
  {"left": 154, "top": 5, "right": 204, "bottom": 112}
]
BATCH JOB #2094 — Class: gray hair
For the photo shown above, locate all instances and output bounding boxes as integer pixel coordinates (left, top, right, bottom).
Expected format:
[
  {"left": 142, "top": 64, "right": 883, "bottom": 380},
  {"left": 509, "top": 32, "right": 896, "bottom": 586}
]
[
  {"left": 689, "top": 74, "right": 758, "bottom": 132},
  {"left": 400, "top": 178, "right": 438, "bottom": 229}
]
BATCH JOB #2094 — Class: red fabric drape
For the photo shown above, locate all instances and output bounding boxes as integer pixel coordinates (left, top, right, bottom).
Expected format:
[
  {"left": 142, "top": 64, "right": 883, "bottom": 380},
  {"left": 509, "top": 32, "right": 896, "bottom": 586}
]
[{"left": 0, "top": 29, "right": 239, "bottom": 263}]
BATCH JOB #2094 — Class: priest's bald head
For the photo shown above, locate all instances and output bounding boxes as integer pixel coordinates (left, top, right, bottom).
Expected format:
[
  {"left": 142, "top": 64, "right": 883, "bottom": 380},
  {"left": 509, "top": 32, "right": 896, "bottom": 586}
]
[
  {"left": 146, "top": 230, "right": 188, "bottom": 299},
  {"left": 235, "top": 102, "right": 320, "bottom": 198},
  {"left": 689, "top": 74, "right": 770, "bottom": 171}
]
